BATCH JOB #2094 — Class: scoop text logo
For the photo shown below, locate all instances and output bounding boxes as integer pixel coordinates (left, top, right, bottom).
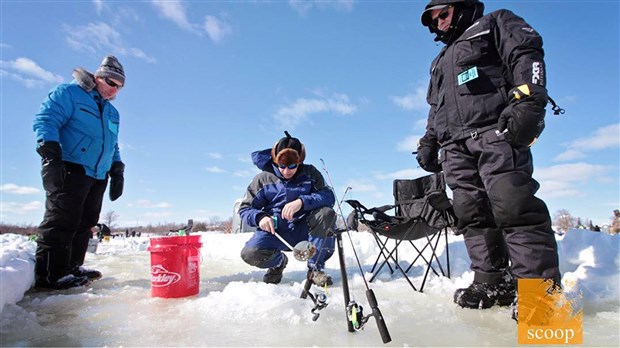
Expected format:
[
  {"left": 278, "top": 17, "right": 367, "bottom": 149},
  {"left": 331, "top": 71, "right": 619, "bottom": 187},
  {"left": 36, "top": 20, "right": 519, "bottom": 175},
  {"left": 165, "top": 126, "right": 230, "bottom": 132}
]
[{"left": 517, "top": 278, "right": 582, "bottom": 345}]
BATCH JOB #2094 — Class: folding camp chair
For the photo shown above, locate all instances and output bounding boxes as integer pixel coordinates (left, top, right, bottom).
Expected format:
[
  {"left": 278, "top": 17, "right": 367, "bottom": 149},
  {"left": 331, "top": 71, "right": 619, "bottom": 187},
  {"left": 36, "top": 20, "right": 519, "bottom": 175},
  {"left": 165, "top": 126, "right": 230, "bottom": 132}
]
[{"left": 346, "top": 172, "right": 456, "bottom": 292}]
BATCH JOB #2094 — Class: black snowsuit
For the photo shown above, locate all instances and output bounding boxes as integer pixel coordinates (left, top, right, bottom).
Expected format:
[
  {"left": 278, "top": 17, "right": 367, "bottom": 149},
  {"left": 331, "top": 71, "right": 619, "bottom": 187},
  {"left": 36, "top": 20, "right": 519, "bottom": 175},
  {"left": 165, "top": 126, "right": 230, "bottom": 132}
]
[{"left": 424, "top": 9, "right": 560, "bottom": 284}]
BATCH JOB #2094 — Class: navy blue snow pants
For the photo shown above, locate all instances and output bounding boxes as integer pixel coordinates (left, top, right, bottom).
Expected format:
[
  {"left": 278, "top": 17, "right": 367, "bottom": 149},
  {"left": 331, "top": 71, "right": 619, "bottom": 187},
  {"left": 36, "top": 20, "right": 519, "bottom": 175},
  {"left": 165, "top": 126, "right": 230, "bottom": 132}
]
[{"left": 240, "top": 207, "right": 336, "bottom": 270}]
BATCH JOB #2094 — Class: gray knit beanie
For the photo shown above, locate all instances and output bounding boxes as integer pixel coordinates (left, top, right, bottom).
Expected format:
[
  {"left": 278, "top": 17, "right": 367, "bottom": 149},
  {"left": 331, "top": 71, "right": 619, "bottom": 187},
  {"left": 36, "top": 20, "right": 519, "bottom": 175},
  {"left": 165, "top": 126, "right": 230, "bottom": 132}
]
[{"left": 94, "top": 55, "right": 125, "bottom": 85}]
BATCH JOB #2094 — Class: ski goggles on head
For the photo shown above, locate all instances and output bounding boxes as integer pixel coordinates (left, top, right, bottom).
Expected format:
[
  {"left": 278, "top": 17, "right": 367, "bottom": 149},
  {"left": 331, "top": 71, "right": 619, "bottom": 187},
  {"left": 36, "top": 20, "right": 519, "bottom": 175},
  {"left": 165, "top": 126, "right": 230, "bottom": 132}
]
[{"left": 278, "top": 163, "right": 299, "bottom": 170}]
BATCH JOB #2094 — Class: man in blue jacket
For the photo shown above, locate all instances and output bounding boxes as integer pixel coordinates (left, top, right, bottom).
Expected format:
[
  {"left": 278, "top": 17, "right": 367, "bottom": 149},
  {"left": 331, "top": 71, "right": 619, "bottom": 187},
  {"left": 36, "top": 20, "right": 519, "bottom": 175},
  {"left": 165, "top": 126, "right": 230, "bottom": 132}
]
[
  {"left": 418, "top": 0, "right": 560, "bottom": 319},
  {"left": 32, "top": 55, "right": 126, "bottom": 290},
  {"left": 239, "top": 132, "right": 336, "bottom": 286}
]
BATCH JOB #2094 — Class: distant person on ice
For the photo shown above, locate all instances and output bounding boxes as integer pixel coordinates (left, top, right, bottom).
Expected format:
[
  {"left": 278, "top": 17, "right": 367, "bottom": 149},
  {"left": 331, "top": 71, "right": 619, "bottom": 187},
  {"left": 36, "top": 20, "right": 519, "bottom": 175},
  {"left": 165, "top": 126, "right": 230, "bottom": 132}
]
[
  {"left": 32, "top": 55, "right": 126, "bottom": 290},
  {"left": 417, "top": 0, "right": 561, "bottom": 319},
  {"left": 239, "top": 132, "right": 336, "bottom": 286}
]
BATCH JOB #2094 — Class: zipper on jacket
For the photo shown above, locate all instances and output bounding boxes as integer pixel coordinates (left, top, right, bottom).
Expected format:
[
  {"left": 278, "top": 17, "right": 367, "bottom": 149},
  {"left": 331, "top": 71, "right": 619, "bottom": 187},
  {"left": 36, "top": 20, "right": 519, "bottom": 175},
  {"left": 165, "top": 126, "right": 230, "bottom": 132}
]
[{"left": 93, "top": 95, "right": 106, "bottom": 178}]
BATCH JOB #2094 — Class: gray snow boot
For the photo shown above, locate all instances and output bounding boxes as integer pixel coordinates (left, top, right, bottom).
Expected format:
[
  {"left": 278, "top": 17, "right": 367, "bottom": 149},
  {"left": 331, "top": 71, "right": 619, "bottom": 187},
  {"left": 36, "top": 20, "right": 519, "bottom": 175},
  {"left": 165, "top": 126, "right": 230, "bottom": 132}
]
[{"left": 310, "top": 270, "right": 333, "bottom": 287}]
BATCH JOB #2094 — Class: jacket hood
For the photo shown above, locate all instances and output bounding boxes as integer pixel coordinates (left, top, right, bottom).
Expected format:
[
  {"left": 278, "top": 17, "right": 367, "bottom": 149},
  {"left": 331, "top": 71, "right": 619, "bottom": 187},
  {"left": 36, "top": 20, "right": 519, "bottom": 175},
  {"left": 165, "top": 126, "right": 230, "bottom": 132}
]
[
  {"left": 72, "top": 68, "right": 97, "bottom": 91},
  {"left": 252, "top": 149, "right": 274, "bottom": 172},
  {"left": 421, "top": 0, "right": 484, "bottom": 44},
  {"left": 251, "top": 148, "right": 303, "bottom": 181}
]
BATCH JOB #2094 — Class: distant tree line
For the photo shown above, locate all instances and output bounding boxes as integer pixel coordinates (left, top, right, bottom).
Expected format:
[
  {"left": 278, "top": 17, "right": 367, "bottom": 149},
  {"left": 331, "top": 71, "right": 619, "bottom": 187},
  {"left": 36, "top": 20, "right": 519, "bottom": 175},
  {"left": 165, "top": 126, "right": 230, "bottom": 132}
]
[
  {"left": 552, "top": 209, "right": 620, "bottom": 234},
  {"left": 4, "top": 209, "right": 617, "bottom": 236},
  {"left": 0, "top": 217, "right": 233, "bottom": 236}
]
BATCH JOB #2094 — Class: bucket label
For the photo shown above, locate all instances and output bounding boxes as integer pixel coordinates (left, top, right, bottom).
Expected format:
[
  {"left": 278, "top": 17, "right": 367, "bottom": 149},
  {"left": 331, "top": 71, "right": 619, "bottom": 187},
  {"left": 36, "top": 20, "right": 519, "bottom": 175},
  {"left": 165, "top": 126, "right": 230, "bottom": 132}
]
[{"left": 151, "top": 265, "right": 181, "bottom": 287}]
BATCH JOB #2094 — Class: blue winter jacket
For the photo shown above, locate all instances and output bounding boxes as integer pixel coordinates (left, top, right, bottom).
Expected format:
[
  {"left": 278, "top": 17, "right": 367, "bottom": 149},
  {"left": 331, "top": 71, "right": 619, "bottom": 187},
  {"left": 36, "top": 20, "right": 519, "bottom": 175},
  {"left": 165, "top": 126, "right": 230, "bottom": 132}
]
[
  {"left": 239, "top": 149, "right": 335, "bottom": 238},
  {"left": 33, "top": 74, "right": 121, "bottom": 180}
]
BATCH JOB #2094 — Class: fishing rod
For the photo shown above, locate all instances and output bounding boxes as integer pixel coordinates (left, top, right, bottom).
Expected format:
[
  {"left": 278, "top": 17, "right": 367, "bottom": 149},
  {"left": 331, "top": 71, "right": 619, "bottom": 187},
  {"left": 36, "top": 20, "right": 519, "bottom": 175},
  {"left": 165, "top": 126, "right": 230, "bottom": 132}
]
[
  {"left": 300, "top": 186, "right": 352, "bottom": 322},
  {"left": 318, "top": 158, "right": 392, "bottom": 344}
]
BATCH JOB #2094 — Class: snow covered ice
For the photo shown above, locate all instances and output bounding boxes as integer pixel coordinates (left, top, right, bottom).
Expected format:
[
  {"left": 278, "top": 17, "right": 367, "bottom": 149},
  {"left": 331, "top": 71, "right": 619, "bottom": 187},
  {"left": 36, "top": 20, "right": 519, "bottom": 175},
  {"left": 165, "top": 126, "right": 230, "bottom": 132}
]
[{"left": 1, "top": 229, "right": 618, "bottom": 347}]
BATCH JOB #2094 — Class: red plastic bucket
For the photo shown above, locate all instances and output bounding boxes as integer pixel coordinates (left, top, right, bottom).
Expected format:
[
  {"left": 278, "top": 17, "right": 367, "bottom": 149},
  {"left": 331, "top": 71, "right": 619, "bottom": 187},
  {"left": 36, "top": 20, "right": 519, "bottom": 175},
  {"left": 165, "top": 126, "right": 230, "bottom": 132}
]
[{"left": 148, "top": 235, "right": 202, "bottom": 298}]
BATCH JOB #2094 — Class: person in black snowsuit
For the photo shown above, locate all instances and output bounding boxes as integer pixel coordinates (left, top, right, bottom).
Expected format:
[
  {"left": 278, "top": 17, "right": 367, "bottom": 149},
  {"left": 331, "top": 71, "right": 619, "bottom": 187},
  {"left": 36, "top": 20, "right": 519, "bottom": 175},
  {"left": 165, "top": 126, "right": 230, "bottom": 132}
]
[
  {"left": 96, "top": 223, "right": 111, "bottom": 241},
  {"left": 418, "top": 0, "right": 561, "bottom": 318}
]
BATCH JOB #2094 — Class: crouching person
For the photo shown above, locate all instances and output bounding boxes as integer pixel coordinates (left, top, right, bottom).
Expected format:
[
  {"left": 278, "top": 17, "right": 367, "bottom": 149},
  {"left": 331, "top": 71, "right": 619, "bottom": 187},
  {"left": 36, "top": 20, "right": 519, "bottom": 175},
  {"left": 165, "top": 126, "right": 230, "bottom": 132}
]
[{"left": 239, "top": 132, "right": 336, "bottom": 286}]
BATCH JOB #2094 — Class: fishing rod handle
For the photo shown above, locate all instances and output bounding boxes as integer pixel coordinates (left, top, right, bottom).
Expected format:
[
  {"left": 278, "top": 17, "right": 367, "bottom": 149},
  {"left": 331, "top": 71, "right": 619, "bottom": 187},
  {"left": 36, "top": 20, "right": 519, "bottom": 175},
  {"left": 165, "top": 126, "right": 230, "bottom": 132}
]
[
  {"left": 300, "top": 274, "right": 313, "bottom": 299},
  {"left": 365, "top": 289, "right": 392, "bottom": 344}
]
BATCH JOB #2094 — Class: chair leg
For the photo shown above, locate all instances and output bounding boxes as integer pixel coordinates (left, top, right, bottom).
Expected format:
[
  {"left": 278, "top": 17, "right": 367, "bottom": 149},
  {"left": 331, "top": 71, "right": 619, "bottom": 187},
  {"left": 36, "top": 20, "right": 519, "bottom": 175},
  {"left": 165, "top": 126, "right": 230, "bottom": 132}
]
[
  {"left": 444, "top": 227, "right": 451, "bottom": 278},
  {"left": 368, "top": 236, "right": 419, "bottom": 291},
  {"left": 370, "top": 239, "right": 404, "bottom": 281},
  {"left": 369, "top": 235, "right": 395, "bottom": 275},
  {"left": 419, "top": 231, "right": 446, "bottom": 292}
]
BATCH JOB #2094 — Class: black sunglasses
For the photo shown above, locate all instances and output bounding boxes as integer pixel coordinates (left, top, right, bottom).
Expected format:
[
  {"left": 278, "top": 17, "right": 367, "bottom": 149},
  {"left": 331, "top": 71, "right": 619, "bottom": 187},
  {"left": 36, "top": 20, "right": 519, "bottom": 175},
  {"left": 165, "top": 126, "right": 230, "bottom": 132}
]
[
  {"left": 278, "top": 163, "right": 299, "bottom": 170},
  {"left": 103, "top": 77, "right": 123, "bottom": 89},
  {"left": 432, "top": 6, "right": 451, "bottom": 27}
]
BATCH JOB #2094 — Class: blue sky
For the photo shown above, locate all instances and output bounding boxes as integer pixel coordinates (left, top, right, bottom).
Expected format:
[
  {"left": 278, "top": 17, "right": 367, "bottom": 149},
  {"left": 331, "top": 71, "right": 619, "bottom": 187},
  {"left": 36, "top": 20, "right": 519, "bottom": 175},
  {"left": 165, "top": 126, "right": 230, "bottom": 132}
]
[{"left": 1, "top": 0, "right": 618, "bottom": 228}]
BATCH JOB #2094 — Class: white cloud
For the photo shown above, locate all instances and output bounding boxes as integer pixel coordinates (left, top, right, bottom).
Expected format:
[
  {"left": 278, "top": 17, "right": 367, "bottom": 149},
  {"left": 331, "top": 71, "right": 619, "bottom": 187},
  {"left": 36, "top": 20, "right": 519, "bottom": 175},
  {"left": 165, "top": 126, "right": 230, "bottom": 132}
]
[
  {"left": 208, "top": 153, "right": 223, "bottom": 159},
  {"left": 205, "top": 166, "right": 226, "bottom": 173},
  {"left": 128, "top": 199, "right": 173, "bottom": 208},
  {"left": 0, "top": 201, "right": 44, "bottom": 214},
  {"left": 274, "top": 92, "right": 357, "bottom": 129},
  {"left": 289, "top": 0, "right": 355, "bottom": 15},
  {"left": 233, "top": 167, "right": 260, "bottom": 178},
  {"left": 151, "top": 0, "right": 197, "bottom": 32},
  {"left": 374, "top": 168, "right": 428, "bottom": 181},
  {"left": 343, "top": 178, "right": 387, "bottom": 203},
  {"left": 344, "top": 179, "right": 377, "bottom": 193},
  {"left": 203, "top": 15, "right": 232, "bottom": 43},
  {"left": 151, "top": 1, "right": 232, "bottom": 42},
  {"left": 144, "top": 211, "right": 173, "bottom": 218},
  {"left": 0, "top": 57, "right": 63, "bottom": 88},
  {"left": 237, "top": 156, "right": 252, "bottom": 163},
  {"left": 93, "top": 0, "right": 104, "bottom": 14},
  {"left": 0, "top": 184, "right": 40, "bottom": 195},
  {"left": 391, "top": 84, "right": 428, "bottom": 111},
  {"left": 396, "top": 135, "right": 422, "bottom": 153},
  {"left": 415, "top": 118, "right": 428, "bottom": 130},
  {"left": 554, "top": 123, "right": 620, "bottom": 162},
  {"left": 535, "top": 162, "right": 610, "bottom": 198},
  {"left": 64, "top": 22, "right": 156, "bottom": 63}
]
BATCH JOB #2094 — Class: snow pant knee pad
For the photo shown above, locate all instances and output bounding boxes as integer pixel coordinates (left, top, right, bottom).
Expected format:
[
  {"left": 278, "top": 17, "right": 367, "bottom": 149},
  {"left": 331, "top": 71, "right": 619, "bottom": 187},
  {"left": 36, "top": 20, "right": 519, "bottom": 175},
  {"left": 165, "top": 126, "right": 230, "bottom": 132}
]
[
  {"left": 487, "top": 173, "right": 549, "bottom": 227},
  {"left": 240, "top": 247, "right": 279, "bottom": 268},
  {"left": 451, "top": 189, "right": 496, "bottom": 232},
  {"left": 307, "top": 207, "right": 337, "bottom": 238}
]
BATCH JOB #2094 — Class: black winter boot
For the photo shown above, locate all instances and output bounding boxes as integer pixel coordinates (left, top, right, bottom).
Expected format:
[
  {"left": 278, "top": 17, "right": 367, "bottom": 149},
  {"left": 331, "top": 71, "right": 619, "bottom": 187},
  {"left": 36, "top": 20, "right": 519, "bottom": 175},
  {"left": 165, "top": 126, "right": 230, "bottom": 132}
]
[
  {"left": 454, "top": 271, "right": 516, "bottom": 310},
  {"left": 263, "top": 254, "right": 288, "bottom": 284},
  {"left": 72, "top": 266, "right": 102, "bottom": 281},
  {"left": 35, "top": 274, "right": 91, "bottom": 290}
]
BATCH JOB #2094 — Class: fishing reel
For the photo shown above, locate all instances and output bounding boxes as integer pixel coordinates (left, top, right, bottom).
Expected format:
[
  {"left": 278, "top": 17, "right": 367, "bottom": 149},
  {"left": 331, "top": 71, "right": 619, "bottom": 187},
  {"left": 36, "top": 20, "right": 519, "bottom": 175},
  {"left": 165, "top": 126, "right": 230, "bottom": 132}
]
[
  {"left": 347, "top": 301, "right": 370, "bottom": 331},
  {"left": 308, "top": 291, "right": 330, "bottom": 321}
]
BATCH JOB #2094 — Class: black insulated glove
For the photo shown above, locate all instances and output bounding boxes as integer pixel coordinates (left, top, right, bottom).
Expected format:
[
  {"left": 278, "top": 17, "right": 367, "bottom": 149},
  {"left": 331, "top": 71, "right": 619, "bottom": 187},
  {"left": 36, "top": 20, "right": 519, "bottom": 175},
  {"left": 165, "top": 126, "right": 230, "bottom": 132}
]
[
  {"left": 36, "top": 141, "right": 65, "bottom": 194},
  {"left": 498, "top": 84, "right": 547, "bottom": 147},
  {"left": 109, "top": 161, "right": 125, "bottom": 201},
  {"left": 416, "top": 136, "right": 442, "bottom": 173}
]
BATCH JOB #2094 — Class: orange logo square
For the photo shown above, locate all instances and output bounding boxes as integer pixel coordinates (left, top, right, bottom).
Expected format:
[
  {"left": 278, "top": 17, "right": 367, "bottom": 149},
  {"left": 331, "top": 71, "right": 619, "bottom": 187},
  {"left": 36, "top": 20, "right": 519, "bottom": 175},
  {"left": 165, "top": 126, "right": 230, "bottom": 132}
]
[{"left": 517, "top": 278, "right": 583, "bottom": 345}]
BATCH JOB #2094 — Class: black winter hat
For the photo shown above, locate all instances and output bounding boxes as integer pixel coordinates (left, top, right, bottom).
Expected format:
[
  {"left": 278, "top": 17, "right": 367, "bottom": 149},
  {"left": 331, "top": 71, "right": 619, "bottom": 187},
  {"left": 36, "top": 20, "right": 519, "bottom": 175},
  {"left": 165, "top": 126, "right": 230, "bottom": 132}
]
[
  {"left": 271, "top": 131, "right": 306, "bottom": 166},
  {"left": 95, "top": 55, "right": 125, "bottom": 85},
  {"left": 421, "top": 0, "right": 482, "bottom": 27}
]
